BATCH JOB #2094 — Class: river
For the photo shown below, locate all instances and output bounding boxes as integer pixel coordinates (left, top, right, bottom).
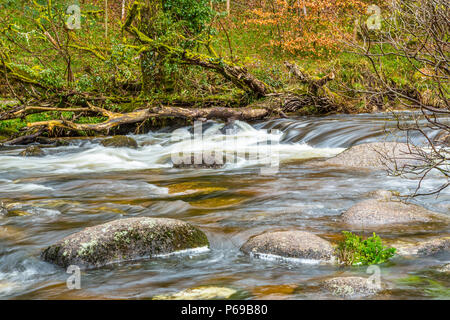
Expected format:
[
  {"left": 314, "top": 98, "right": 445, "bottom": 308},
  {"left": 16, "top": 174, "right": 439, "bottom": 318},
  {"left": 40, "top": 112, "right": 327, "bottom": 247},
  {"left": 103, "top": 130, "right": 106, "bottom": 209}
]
[{"left": 0, "top": 112, "right": 448, "bottom": 299}]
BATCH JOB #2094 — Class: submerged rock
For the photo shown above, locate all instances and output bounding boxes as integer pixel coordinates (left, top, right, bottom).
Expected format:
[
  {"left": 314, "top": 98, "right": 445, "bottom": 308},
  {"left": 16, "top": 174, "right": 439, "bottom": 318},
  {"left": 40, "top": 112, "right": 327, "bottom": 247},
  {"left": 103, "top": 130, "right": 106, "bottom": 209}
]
[
  {"left": 366, "top": 189, "right": 399, "bottom": 201},
  {"left": 101, "top": 136, "right": 138, "bottom": 149},
  {"left": 153, "top": 286, "right": 237, "bottom": 300},
  {"left": 394, "top": 237, "right": 450, "bottom": 256},
  {"left": 320, "top": 142, "right": 421, "bottom": 170},
  {"left": 321, "top": 276, "right": 384, "bottom": 298},
  {"left": 435, "top": 133, "right": 450, "bottom": 147},
  {"left": 437, "top": 263, "right": 450, "bottom": 273},
  {"left": 341, "top": 199, "right": 447, "bottom": 227},
  {"left": 0, "top": 201, "right": 7, "bottom": 216},
  {"left": 41, "top": 217, "right": 209, "bottom": 269},
  {"left": 19, "top": 146, "right": 44, "bottom": 157},
  {"left": 240, "top": 231, "right": 335, "bottom": 263}
]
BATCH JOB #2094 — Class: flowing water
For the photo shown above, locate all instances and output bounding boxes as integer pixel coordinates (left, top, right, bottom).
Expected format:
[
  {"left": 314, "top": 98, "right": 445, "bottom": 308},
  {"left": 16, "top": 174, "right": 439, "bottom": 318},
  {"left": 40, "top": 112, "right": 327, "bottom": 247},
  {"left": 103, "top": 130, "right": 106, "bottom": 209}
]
[{"left": 0, "top": 113, "right": 448, "bottom": 300}]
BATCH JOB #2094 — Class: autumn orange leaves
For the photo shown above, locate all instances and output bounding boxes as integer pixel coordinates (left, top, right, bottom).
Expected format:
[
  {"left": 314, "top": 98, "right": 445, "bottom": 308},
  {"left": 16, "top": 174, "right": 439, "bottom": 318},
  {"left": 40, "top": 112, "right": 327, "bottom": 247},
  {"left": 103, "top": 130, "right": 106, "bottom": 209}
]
[{"left": 244, "top": 0, "right": 369, "bottom": 57}]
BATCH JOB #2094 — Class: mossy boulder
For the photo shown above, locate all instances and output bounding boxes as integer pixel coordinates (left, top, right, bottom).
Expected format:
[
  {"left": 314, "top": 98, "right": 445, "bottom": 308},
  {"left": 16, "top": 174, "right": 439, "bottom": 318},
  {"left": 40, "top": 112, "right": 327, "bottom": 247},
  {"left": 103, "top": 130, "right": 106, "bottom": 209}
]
[
  {"left": 19, "top": 146, "right": 44, "bottom": 157},
  {"left": 101, "top": 136, "right": 138, "bottom": 149},
  {"left": 319, "top": 142, "right": 422, "bottom": 170},
  {"left": 341, "top": 199, "right": 448, "bottom": 227},
  {"left": 41, "top": 217, "right": 209, "bottom": 269},
  {"left": 241, "top": 231, "right": 335, "bottom": 263},
  {"left": 321, "top": 276, "right": 384, "bottom": 298}
]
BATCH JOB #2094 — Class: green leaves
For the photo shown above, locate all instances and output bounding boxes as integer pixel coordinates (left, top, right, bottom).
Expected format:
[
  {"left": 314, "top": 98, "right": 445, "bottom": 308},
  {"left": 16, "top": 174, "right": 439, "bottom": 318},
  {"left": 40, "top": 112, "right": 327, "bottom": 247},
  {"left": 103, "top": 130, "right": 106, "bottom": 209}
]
[
  {"left": 163, "top": 0, "right": 214, "bottom": 35},
  {"left": 336, "top": 231, "right": 396, "bottom": 266}
]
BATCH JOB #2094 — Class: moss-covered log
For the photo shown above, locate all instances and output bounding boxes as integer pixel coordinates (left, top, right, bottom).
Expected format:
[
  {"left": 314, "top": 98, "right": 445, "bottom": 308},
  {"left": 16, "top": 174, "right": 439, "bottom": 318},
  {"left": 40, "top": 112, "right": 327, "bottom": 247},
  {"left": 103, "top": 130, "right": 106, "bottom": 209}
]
[{"left": 25, "top": 102, "right": 268, "bottom": 134}]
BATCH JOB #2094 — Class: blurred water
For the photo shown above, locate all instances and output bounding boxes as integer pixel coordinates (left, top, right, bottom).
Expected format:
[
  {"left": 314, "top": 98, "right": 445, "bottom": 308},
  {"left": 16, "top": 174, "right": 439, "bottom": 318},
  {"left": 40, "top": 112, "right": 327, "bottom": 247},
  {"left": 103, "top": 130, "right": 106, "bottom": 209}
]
[{"left": 0, "top": 113, "right": 448, "bottom": 299}]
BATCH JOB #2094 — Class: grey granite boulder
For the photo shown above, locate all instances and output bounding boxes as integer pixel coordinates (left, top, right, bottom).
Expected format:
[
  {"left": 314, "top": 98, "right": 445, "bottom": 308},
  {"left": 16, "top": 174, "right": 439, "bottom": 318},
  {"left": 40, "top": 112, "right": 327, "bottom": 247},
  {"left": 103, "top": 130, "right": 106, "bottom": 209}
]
[
  {"left": 321, "top": 276, "right": 384, "bottom": 298},
  {"left": 341, "top": 199, "right": 447, "bottom": 227},
  {"left": 241, "top": 231, "right": 335, "bottom": 263},
  {"left": 320, "top": 142, "right": 421, "bottom": 170},
  {"left": 19, "top": 146, "right": 44, "bottom": 157},
  {"left": 41, "top": 217, "right": 209, "bottom": 269},
  {"left": 101, "top": 136, "right": 138, "bottom": 149}
]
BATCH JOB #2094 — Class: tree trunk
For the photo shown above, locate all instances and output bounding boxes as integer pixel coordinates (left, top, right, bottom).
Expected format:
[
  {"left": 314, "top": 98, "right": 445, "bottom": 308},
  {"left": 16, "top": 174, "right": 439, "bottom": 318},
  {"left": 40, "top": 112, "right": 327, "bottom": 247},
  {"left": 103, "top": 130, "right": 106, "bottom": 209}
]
[{"left": 139, "top": 0, "right": 167, "bottom": 93}]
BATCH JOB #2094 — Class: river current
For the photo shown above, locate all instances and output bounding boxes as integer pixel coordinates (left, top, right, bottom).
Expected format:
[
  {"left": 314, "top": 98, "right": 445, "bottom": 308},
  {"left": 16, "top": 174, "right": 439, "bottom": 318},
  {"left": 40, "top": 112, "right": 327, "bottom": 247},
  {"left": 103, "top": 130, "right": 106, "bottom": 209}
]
[{"left": 0, "top": 113, "right": 448, "bottom": 299}]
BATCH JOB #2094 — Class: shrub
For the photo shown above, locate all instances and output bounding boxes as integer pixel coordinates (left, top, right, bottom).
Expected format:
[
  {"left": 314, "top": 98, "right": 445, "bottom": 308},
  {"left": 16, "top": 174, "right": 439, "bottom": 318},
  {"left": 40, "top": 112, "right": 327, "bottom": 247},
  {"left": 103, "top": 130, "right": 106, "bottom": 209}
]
[
  {"left": 244, "top": 0, "right": 369, "bottom": 57},
  {"left": 336, "top": 231, "right": 396, "bottom": 266}
]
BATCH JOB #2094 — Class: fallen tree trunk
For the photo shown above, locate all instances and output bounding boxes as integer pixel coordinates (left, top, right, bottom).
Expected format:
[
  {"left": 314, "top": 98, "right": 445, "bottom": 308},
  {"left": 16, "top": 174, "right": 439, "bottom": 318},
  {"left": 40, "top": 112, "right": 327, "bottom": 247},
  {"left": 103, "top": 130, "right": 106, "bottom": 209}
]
[
  {"left": 1, "top": 127, "right": 45, "bottom": 145},
  {"left": 0, "top": 105, "right": 92, "bottom": 121},
  {"left": 25, "top": 103, "right": 268, "bottom": 134}
]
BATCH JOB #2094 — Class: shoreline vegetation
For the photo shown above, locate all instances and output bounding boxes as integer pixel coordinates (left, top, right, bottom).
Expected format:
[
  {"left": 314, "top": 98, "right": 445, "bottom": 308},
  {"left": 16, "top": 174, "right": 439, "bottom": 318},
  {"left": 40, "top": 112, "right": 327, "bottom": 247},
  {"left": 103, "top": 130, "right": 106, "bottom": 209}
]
[{"left": 0, "top": 0, "right": 443, "bottom": 143}]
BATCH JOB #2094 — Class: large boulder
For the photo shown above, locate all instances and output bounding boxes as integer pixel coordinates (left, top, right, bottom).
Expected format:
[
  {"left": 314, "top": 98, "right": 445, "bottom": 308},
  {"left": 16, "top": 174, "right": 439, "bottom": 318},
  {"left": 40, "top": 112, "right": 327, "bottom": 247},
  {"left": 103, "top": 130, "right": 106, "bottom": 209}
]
[
  {"left": 321, "top": 276, "right": 384, "bottom": 298},
  {"left": 101, "top": 136, "right": 138, "bottom": 149},
  {"left": 341, "top": 199, "right": 448, "bottom": 227},
  {"left": 19, "top": 146, "right": 44, "bottom": 157},
  {"left": 320, "top": 142, "right": 421, "bottom": 170},
  {"left": 41, "top": 217, "right": 209, "bottom": 269},
  {"left": 240, "top": 231, "right": 335, "bottom": 263}
]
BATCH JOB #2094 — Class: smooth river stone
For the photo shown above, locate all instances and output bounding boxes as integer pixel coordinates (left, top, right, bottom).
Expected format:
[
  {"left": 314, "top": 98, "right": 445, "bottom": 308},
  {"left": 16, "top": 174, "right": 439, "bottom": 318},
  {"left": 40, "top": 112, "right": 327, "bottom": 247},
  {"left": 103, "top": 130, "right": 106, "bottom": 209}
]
[
  {"left": 319, "top": 142, "right": 422, "bottom": 170},
  {"left": 321, "top": 276, "right": 385, "bottom": 298},
  {"left": 101, "top": 136, "right": 138, "bottom": 149},
  {"left": 341, "top": 199, "right": 448, "bottom": 227},
  {"left": 240, "top": 231, "right": 335, "bottom": 263},
  {"left": 394, "top": 236, "right": 450, "bottom": 256},
  {"left": 41, "top": 217, "right": 209, "bottom": 269}
]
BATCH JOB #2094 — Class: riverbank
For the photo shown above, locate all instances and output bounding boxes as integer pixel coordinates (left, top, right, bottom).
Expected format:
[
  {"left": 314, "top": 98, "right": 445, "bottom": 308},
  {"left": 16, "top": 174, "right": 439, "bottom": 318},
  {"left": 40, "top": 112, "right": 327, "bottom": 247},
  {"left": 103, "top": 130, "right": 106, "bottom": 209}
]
[{"left": 0, "top": 0, "right": 421, "bottom": 143}]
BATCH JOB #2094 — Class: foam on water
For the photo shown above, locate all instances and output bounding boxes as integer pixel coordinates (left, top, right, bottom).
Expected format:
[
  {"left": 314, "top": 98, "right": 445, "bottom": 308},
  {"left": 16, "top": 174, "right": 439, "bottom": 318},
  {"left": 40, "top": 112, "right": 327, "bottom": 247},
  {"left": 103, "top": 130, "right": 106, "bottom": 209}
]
[
  {"left": 0, "top": 120, "right": 344, "bottom": 178},
  {"left": 249, "top": 252, "right": 330, "bottom": 265}
]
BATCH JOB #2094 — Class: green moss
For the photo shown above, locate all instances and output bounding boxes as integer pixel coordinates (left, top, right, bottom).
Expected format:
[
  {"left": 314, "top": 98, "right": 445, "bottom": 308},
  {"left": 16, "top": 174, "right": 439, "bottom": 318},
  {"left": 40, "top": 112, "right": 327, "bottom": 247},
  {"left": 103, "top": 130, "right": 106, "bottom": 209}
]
[
  {"left": 77, "top": 239, "right": 99, "bottom": 257},
  {"left": 113, "top": 231, "right": 131, "bottom": 245}
]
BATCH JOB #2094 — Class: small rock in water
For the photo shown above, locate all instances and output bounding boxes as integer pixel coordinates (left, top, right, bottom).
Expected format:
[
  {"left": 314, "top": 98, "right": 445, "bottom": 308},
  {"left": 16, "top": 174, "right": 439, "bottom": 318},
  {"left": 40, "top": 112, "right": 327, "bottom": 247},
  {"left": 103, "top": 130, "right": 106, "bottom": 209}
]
[
  {"left": 366, "top": 189, "right": 399, "bottom": 201},
  {"left": 435, "top": 133, "right": 450, "bottom": 147},
  {"left": 153, "top": 286, "right": 237, "bottom": 300},
  {"left": 101, "top": 136, "right": 138, "bottom": 149},
  {"left": 437, "top": 263, "right": 450, "bottom": 273},
  {"left": 173, "top": 154, "right": 224, "bottom": 169},
  {"left": 341, "top": 199, "right": 447, "bottom": 227},
  {"left": 319, "top": 142, "right": 422, "bottom": 170},
  {"left": 19, "top": 146, "right": 44, "bottom": 157},
  {"left": 394, "top": 237, "right": 450, "bottom": 257},
  {"left": 0, "top": 201, "right": 7, "bottom": 215},
  {"left": 41, "top": 217, "right": 209, "bottom": 269},
  {"left": 321, "top": 276, "right": 384, "bottom": 298},
  {"left": 240, "top": 231, "right": 335, "bottom": 263}
]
